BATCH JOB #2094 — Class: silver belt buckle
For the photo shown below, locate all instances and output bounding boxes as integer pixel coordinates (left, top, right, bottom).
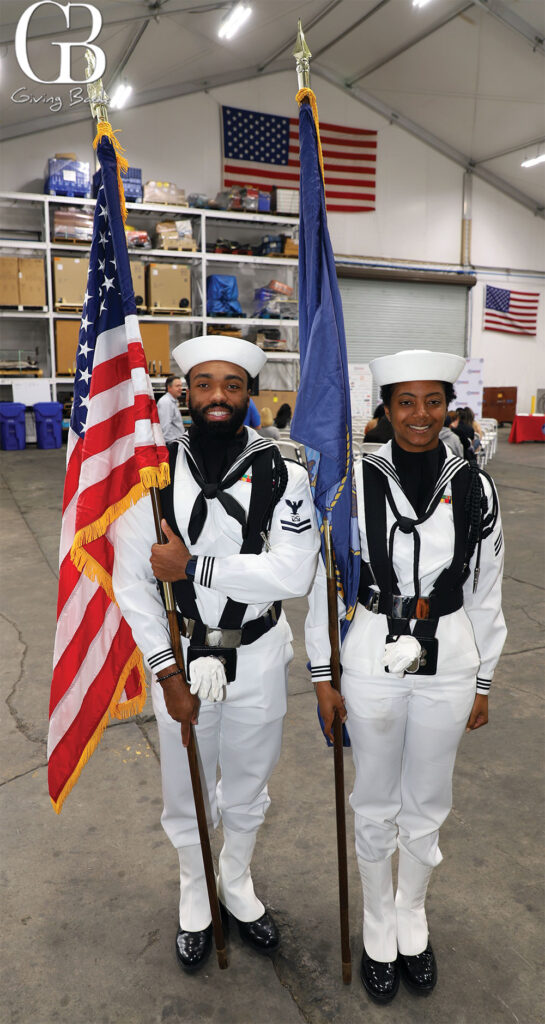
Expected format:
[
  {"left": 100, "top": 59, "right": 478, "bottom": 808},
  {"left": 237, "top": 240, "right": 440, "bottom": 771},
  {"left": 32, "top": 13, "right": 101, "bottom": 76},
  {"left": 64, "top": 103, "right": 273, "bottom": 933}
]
[
  {"left": 391, "top": 595, "right": 406, "bottom": 619},
  {"left": 205, "top": 626, "right": 242, "bottom": 648},
  {"left": 364, "top": 589, "right": 380, "bottom": 613}
]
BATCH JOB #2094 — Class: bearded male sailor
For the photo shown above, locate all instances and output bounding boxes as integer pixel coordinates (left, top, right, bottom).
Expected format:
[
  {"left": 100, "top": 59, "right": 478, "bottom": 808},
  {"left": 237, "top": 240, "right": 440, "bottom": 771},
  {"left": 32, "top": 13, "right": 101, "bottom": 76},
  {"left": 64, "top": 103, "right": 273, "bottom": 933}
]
[
  {"left": 305, "top": 349, "right": 506, "bottom": 1003},
  {"left": 111, "top": 335, "right": 319, "bottom": 971}
]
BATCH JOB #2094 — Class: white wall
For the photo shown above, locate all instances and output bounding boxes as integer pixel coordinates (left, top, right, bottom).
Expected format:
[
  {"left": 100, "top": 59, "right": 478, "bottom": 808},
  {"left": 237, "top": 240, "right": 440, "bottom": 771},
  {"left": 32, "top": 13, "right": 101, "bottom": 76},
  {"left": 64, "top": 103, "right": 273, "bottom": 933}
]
[{"left": 2, "top": 70, "right": 544, "bottom": 408}]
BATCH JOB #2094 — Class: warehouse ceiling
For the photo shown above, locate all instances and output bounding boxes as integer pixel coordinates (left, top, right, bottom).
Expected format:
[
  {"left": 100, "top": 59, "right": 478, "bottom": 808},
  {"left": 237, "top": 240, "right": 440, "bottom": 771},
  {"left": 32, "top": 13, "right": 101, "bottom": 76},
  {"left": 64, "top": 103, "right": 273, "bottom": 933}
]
[{"left": 1, "top": 0, "right": 544, "bottom": 215}]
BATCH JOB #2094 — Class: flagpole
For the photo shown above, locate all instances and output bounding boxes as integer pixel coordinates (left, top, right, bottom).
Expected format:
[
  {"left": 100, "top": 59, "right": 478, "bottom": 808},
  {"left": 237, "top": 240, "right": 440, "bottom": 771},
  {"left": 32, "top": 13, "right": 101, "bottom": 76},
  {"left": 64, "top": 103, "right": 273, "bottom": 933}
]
[
  {"left": 324, "top": 522, "right": 352, "bottom": 985},
  {"left": 294, "top": 24, "right": 352, "bottom": 985},
  {"left": 85, "top": 52, "right": 227, "bottom": 971}
]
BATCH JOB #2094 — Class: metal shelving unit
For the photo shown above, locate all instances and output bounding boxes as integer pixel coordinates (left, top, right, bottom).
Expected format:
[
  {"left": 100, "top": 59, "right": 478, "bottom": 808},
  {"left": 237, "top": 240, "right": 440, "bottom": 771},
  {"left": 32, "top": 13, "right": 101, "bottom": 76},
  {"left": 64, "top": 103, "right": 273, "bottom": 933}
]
[{"left": 0, "top": 191, "right": 300, "bottom": 398}]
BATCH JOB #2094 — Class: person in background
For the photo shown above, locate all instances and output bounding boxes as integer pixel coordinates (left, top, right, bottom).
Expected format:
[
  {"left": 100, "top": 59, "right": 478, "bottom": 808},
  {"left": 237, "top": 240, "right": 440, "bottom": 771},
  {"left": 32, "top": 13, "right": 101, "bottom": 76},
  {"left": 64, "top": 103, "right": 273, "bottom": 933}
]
[
  {"left": 447, "top": 410, "right": 475, "bottom": 460},
  {"left": 459, "top": 407, "right": 482, "bottom": 449},
  {"left": 364, "top": 403, "right": 385, "bottom": 435},
  {"left": 363, "top": 403, "right": 394, "bottom": 444},
  {"left": 274, "top": 403, "right": 292, "bottom": 430},
  {"left": 244, "top": 396, "right": 261, "bottom": 429},
  {"left": 157, "top": 375, "right": 186, "bottom": 443},
  {"left": 439, "top": 416, "right": 464, "bottom": 458},
  {"left": 257, "top": 407, "right": 281, "bottom": 440}
]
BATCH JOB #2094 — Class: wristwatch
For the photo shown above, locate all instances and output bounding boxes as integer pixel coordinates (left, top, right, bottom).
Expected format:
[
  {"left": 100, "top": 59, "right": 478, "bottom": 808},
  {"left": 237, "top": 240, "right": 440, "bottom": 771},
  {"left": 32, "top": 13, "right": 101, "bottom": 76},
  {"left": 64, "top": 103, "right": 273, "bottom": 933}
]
[{"left": 185, "top": 556, "right": 197, "bottom": 580}]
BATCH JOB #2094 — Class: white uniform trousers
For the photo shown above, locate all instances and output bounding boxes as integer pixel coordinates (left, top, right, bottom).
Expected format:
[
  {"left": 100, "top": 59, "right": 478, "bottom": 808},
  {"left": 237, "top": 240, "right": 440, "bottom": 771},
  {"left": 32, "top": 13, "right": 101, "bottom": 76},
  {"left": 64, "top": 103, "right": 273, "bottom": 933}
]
[
  {"left": 344, "top": 668, "right": 475, "bottom": 960},
  {"left": 152, "top": 679, "right": 284, "bottom": 847},
  {"left": 344, "top": 668, "right": 476, "bottom": 867}
]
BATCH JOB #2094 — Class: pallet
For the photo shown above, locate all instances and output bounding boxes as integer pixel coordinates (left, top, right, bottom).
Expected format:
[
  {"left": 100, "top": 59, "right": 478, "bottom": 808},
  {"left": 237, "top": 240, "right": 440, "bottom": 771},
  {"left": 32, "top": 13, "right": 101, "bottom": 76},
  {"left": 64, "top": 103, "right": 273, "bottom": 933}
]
[
  {"left": 147, "top": 306, "right": 193, "bottom": 316},
  {"left": 55, "top": 303, "right": 83, "bottom": 313},
  {"left": 156, "top": 241, "right": 197, "bottom": 252},
  {"left": 53, "top": 236, "right": 92, "bottom": 245},
  {"left": 0, "top": 304, "right": 48, "bottom": 312},
  {"left": 0, "top": 368, "right": 43, "bottom": 376}
]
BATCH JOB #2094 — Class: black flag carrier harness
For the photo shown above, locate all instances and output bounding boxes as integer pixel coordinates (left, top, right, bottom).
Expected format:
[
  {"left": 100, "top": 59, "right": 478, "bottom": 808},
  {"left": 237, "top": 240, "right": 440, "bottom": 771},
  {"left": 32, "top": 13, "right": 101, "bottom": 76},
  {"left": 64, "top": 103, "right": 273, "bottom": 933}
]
[
  {"left": 358, "top": 454, "right": 498, "bottom": 675},
  {"left": 158, "top": 439, "right": 288, "bottom": 681}
]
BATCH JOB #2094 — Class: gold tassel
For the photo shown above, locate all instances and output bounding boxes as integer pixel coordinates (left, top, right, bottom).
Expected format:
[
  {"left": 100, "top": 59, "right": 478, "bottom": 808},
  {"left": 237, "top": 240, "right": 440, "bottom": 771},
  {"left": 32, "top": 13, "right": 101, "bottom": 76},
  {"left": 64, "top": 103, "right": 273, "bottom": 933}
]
[
  {"left": 296, "top": 87, "right": 326, "bottom": 188},
  {"left": 70, "top": 463, "right": 170, "bottom": 595},
  {"left": 93, "top": 120, "right": 129, "bottom": 223}
]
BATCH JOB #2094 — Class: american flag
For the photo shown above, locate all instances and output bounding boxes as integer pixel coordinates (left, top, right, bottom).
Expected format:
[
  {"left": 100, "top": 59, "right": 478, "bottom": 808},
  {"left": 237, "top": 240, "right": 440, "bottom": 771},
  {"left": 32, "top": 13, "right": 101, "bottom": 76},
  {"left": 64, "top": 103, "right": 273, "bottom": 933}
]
[
  {"left": 222, "top": 105, "right": 376, "bottom": 213},
  {"left": 483, "top": 285, "right": 539, "bottom": 335},
  {"left": 48, "top": 134, "right": 169, "bottom": 813}
]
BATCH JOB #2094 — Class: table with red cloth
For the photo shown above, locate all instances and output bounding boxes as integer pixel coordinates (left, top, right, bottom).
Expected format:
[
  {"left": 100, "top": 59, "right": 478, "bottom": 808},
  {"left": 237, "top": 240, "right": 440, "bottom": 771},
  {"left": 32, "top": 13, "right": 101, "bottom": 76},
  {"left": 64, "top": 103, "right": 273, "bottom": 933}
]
[{"left": 508, "top": 415, "right": 545, "bottom": 443}]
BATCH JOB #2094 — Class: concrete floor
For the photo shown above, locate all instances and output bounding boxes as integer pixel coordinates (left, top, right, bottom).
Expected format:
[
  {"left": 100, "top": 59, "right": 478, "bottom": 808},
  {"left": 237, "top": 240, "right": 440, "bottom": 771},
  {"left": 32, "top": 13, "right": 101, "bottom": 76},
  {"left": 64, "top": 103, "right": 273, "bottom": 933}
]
[{"left": 1, "top": 430, "right": 543, "bottom": 1024}]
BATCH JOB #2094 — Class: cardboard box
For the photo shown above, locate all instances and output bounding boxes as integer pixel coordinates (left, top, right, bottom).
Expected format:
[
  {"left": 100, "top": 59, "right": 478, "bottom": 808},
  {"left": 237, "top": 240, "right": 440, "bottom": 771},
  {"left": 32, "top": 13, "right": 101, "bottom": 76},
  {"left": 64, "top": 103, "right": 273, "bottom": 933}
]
[
  {"left": 18, "top": 258, "right": 46, "bottom": 307},
  {"left": 140, "top": 323, "right": 170, "bottom": 374},
  {"left": 55, "top": 320, "right": 170, "bottom": 377},
  {"left": 147, "top": 263, "right": 191, "bottom": 311},
  {"left": 0, "top": 257, "right": 20, "bottom": 306},
  {"left": 130, "top": 261, "right": 146, "bottom": 308},
  {"left": 55, "top": 320, "right": 79, "bottom": 375},
  {"left": 53, "top": 257, "right": 88, "bottom": 307}
]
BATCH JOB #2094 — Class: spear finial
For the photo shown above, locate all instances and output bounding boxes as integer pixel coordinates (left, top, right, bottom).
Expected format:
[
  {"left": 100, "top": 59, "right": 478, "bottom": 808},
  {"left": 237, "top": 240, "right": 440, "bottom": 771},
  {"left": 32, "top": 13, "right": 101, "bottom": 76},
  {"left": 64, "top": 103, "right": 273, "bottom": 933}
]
[
  {"left": 85, "top": 48, "right": 109, "bottom": 122},
  {"left": 293, "top": 19, "right": 312, "bottom": 90}
]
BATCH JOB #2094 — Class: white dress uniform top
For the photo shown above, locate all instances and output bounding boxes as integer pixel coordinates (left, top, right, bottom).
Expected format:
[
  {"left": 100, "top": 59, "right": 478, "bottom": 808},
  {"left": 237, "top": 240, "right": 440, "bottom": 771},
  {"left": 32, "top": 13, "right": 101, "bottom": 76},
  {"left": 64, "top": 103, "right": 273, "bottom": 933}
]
[
  {"left": 305, "top": 350, "right": 507, "bottom": 977},
  {"left": 112, "top": 427, "right": 319, "bottom": 928},
  {"left": 157, "top": 390, "right": 186, "bottom": 442}
]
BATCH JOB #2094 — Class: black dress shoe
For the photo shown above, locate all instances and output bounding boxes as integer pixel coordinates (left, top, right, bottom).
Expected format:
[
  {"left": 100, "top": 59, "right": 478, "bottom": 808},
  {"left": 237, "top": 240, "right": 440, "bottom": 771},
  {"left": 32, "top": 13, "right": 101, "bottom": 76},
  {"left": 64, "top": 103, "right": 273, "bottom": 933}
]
[
  {"left": 221, "top": 904, "right": 279, "bottom": 955},
  {"left": 175, "top": 924, "right": 213, "bottom": 972},
  {"left": 398, "top": 942, "right": 437, "bottom": 994},
  {"left": 360, "top": 947, "right": 400, "bottom": 1003}
]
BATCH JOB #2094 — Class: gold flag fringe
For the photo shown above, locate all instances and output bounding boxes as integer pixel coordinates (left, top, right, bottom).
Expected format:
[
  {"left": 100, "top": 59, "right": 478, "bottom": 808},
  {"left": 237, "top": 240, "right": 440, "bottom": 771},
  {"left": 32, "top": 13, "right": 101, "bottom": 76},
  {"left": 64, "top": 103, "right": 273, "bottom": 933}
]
[
  {"left": 70, "top": 463, "right": 170, "bottom": 598},
  {"left": 93, "top": 120, "right": 129, "bottom": 224},
  {"left": 296, "top": 87, "right": 326, "bottom": 188},
  {"left": 51, "top": 647, "right": 146, "bottom": 814}
]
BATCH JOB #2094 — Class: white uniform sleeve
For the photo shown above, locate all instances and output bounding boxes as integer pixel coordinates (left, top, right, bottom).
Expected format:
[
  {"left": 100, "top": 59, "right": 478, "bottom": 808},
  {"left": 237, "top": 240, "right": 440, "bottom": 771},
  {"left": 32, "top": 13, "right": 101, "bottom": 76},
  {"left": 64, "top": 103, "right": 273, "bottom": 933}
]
[
  {"left": 304, "top": 555, "right": 347, "bottom": 684},
  {"left": 191, "top": 464, "right": 320, "bottom": 602},
  {"left": 463, "top": 475, "right": 507, "bottom": 694},
  {"left": 110, "top": 496, "right": 176, "bottom": 674}
]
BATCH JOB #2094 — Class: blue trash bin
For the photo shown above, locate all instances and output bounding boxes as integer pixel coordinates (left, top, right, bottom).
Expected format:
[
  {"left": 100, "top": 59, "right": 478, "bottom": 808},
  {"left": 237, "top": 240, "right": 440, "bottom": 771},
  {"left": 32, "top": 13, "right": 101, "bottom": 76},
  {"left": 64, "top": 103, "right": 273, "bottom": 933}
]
[
  {"left": 33, "top": 402, "right": 63, "bottom": 449},
  {"left": 0, "top": 402, "right": 26, "bottom": 450}
]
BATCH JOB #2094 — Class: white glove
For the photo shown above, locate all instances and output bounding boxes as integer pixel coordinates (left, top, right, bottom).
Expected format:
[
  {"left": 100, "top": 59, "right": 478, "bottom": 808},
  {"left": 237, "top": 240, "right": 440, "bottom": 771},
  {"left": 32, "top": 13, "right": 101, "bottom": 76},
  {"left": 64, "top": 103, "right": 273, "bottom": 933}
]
[
  {"left": 188, "top": 656, "right": 227, "bottom": 702},
  {"left": 381, "top": 635, "right": 422, "bottom": 677}
]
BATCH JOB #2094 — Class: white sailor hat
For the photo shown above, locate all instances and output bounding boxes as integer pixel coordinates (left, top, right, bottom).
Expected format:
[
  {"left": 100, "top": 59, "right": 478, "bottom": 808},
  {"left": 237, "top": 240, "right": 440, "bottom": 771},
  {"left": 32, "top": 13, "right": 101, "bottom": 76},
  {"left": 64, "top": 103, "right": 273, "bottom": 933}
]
[
  {"left": 369, "top": 349, "right": 466, "bottom": 387},
  {"left": 172, "top": 335, "right": 267, "bottom": 379}
]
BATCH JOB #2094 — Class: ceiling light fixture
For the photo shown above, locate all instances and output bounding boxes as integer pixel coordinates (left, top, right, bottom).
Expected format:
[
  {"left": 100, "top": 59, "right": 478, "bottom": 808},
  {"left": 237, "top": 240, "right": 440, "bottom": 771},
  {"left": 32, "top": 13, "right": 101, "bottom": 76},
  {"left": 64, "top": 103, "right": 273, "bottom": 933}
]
[
  {"left": 521, "top": 153, "right": 545, "bottom": 168},
  {"left": 110, "top": 83, "right": 133, "bottom": 109},
  {"left": 412, "top": 0, "right": 434, "bottom": 7},
  {"left": 218, "top": 3, "right": 252, "bottom": 40}
]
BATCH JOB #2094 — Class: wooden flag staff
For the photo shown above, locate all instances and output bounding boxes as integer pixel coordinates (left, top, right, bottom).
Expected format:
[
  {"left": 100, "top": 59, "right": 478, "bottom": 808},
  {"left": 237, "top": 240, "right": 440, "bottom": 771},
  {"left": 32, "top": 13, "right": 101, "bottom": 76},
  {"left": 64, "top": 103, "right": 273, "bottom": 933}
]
[
  {"left": 293, "top": 23, "right": 352, "bottom": 985},
  {"left": 85, "top": 51, "right": 227, "bottom": 970}
]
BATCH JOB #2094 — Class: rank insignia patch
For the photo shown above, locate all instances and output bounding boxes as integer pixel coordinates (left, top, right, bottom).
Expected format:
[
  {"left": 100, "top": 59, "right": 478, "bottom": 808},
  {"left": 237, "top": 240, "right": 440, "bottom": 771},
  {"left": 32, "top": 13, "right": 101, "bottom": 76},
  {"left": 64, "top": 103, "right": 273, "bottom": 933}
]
[{"left": 282, "top": 498, "right": 311, "bottom": 533}]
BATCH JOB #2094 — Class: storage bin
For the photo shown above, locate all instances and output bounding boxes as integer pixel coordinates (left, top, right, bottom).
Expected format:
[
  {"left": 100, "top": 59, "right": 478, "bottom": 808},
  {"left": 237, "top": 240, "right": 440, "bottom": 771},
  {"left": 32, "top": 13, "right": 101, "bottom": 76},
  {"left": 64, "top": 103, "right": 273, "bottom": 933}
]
[
  {"left": 0, "top": 402, "right": 26, "bottom": 450},
  {"left": 33, "top": 402, "right": 63, "bottom": 449}
]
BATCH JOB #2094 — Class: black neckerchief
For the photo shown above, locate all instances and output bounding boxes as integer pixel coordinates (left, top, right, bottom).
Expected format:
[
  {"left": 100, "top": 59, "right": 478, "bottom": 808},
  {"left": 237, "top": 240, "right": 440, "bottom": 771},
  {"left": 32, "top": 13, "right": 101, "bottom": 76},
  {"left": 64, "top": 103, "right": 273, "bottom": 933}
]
[
  {"left": 189, "top": 425, "right": 247, "bottom": 485},
  {"left": 391, "top": 438, "right": 446, "bottom": 517},
  {"left": 181, "top": 428, "right": 278, "bottom": 544}
]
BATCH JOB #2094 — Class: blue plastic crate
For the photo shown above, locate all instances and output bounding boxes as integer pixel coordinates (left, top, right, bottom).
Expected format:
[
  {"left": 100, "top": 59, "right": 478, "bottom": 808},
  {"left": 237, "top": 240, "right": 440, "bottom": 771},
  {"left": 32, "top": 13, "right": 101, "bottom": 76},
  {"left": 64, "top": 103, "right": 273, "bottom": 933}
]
[
  {"left": 46, "top": 158, "right": 90, "bottom": 198},
  {"left": 33, "top": 401, "right": 63, "bottom": 449},
  {"left": 0, "top": 402, "right": 26, "bottom": 450}
]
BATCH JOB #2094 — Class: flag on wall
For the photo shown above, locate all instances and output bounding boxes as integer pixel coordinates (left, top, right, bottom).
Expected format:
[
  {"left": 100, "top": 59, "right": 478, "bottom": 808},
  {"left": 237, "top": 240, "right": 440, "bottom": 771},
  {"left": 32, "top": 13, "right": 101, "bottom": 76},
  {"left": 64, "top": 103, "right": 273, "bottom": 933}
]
[
  {"left": 48, "top": 130, "right": 169, "bottom": 813},
  {"left": 483, "top": 285, "right": 539, "bottom": 335},
  {"left": 222, "top": 105, "right": 376, "bottom": 213}
]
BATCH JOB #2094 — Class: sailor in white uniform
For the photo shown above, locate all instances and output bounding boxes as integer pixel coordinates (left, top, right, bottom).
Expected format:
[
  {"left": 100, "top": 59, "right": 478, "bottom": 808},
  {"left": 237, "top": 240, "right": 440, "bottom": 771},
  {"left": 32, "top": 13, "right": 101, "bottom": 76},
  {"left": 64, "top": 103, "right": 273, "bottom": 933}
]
[
  {"left": 112, "top": 335, "right": 319, "bottom": 971},
  {"left": 305, "top": 349, "right": 506, "bottom": 1003}
]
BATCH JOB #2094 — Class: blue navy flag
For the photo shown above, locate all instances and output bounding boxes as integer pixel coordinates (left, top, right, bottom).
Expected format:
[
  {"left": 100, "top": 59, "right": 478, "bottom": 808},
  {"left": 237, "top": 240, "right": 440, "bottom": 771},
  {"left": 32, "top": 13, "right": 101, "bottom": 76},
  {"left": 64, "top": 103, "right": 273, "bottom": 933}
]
[{"left": 291, "top": 99, "right": 360, "bottom": 630}]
